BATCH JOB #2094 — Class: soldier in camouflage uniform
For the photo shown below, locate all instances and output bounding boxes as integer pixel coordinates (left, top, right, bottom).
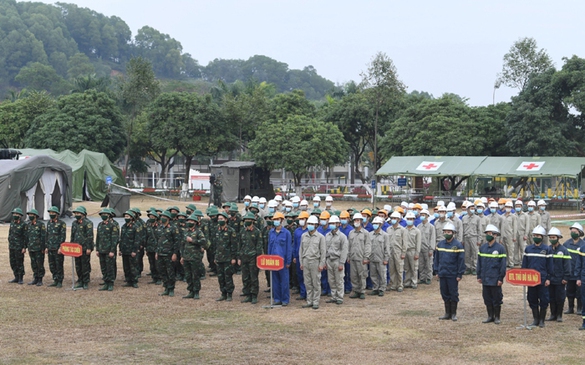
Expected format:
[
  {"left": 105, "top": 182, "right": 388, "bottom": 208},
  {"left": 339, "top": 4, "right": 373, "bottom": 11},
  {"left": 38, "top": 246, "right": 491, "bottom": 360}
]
[
  {"left": 206, "top": 207, "right": 219, "bottom": 276},
  {"left": 120, "top": 210, "right": 141, "bottom": 288},
  {"left": 96, "top": 208, "right": 119, "bottom": 291},
  {"left": 174, "top": 211, "right": 188, "bottom": 281},
  {"left": 46, "top": 206, "right": 66, "bottom": 287},
  {"left": 228, "top": 203, "right": 243, "bottom": 275},
  {"left": 106, "top": 208, "right": 120, "bottom": 280},
  {"left": 8, "top": 208, "right": 27, "bottom": 284},
  {"left": 71, "top": 206, "right": 94, "bottom": 289},
  {"left": 285, "top": 211, "right": 299, "bottom": 293},
  {"left": 156, "top": 210, "right": 181, "bottom": 297},
  {"left": 215, "top": 211, "right": 238, "bottom": 302},
  {"left": 238, "top": 212, "right": 263, "bottom": 304},
  {"left": 212, "top": 175, "right": 223, "bottom": 207},
  {"left": 145, "top": 210, "right": 161, "bottom": 285},
  {"left": 193, "top": 209, "right": 207, "bottom": 280},
  {"left": 185, "top": 204, "right": 197, "bottom": 216},
  {"left": 26, "top": 209, "right": 46, "bottom": 286},
  {"left": 131, "top": 208, "right": 146, "bottom": 277},
  {"left": 181, "top": 214, "right": 208, "bottom": 299}
]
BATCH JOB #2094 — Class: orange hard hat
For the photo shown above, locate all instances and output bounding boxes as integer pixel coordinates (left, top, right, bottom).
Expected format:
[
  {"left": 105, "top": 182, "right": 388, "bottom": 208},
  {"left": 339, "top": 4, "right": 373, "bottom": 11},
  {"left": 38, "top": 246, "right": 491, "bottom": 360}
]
[
  {"left": 298, "top": 211, "right": 310, "bottom": 219},
  {"left": 361, "top": 209, "right": 372, "bottom": 217},
  {"left": 340, "top": 211, "right": 350, "bottom": 219},
  {"left": 319, "top": 211, "right": 331, "bottom": 220},
  {"left": 273, "top": 212, "right": 285, "bottom": 220}
]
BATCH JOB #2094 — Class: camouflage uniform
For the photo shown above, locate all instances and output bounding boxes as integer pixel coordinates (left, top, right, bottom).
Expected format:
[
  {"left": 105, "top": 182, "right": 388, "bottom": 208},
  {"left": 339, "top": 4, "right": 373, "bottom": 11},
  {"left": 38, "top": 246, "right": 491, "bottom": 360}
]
[
  {"left": 215, "top": 224, "right": 238, "bottom": 298},
  {"left": 156, "top": 222, "right": 181, "bottom": 292},
  {"left": 120, "top": 221, "right": 140, "bottom": 285},
  {"left": 96, "top": 218, "right": 119, "bottom": 287},
  {"left": 206, "top": 217, "right": 219, "bottom": 274},
  {"left": 173, "top": 219, "right": 186, "bottom": 280},
  {"left": 145, "top": 220, "right": 160, "bottom": 282},
  {"left": 46, "top": 217, "right": 67, "bottom": 284},
  {"left": 182, "top": 226, "right": 208, "bottom": 295},
  {"left": 238, "top": 225, "right": 263, "bottom": 299},
  {"left": 8, "top": 217, "right": 27, "bottom": 280},
  {"left": 134, "top": 217, "right": 146, "bottom": 275},
  {"left": 71, "top": 218, "right": 94, "bottom": 287},
  {"left": 27, "top": 219, "right": 46, "bottom": 281},
  {"left": 262, "top": 222, "right": 274, "bottom": 287}
]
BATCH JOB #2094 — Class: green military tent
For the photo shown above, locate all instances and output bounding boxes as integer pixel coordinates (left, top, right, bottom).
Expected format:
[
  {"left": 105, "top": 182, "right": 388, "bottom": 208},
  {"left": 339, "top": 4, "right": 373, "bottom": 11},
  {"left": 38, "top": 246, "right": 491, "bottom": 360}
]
[{"left": 18, "top": 149, "right": 124, "bottom": 201}]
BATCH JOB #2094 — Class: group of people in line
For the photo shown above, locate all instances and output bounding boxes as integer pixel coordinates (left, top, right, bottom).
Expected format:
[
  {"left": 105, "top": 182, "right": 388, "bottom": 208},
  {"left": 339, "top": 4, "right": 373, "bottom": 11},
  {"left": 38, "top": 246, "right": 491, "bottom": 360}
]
[{"left": 6, "top": 194, "right": 585, "bottom": 329}]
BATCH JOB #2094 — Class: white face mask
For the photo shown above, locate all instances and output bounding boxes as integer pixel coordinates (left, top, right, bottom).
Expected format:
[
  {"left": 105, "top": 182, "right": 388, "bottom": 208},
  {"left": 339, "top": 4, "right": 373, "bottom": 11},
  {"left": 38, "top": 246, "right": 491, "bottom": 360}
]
[
  {"left": 354, "top": 221, "right": 361, "bottom": 228},
  {"left": 298, "top": 219, "right": 306, "bottom": 227}
]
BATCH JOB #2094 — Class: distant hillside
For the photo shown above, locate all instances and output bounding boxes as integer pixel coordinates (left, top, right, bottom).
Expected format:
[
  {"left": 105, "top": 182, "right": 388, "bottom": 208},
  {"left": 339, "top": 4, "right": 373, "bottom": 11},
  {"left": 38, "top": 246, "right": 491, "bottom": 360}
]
[{"left": 0, "top": 0, "right": 334, "bottom": 99}]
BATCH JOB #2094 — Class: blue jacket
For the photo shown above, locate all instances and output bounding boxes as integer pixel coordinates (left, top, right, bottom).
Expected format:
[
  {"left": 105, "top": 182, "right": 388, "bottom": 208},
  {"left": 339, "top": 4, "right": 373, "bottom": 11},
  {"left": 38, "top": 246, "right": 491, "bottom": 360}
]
[
  {"left": 339, "top": 224, "right": 354, "bottom": 238},
  {"left": 434, "top": 238, "right": 465, "bottom": 278},
  {"left": 549, "top": 244, "right": 572, "bottom": 285},
  {"left": 563, "top": 238, "right": 584, "bottom": 280},
  {"left": 362, "top": 222, "right": 374, "bottom": 232},
  {"left": 477, "top": 241, "right": 507, "bottom": 286},
  {"left": 522, "top": 244, "right": 553, "bottom": 284},
  {"left": 293, "top": 226, "right": 307, "bottom": 261},
  {"left": 317, "top": 225, "right": 331, "bottom": 236},
  {"left": 268, "top": 228, "right": 292, "bottom": 267}
]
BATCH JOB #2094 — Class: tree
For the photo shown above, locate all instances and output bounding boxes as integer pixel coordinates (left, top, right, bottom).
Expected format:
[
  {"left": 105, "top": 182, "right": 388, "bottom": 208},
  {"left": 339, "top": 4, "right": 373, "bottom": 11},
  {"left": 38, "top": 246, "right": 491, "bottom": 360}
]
[
  {"left": 497, "top": 37, "right": 553, "bottom": 91},
  {"left": 134, "top": 26, "right": 184, "bottom": 78},
  {"left": 0, "top": 91, "right": 53, "bottom": 148},
  {"left": 25, "top": 90, "right": 125, "bottom": 161},
  {"left": 14, "top": 62, "right": 69, "bottom": 94},
  {"left": 71, "top": 74, "right": 111, "bottom": 94},
  {"left": 67, "top": 52, "right": 95, "bottom": 79},
  {"left": 117, "top": 57, "right": 160, "bottom": 176},
  {"left": 249, "top": 115, "right": 348, "bottom": 186}
]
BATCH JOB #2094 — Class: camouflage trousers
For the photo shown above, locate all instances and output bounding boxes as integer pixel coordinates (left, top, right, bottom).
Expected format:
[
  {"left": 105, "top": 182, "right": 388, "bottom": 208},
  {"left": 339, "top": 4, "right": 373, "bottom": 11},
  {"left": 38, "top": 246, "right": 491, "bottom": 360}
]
[
  {"left": 157, "top": 255, "right": 175, "bottom": 290},
  {"left": 99, "top": 252, "right": 116, "bottom": 284},
  {"left": 9, "top": 249, "right": 25, "bottom": 277},
  {"left": 48, "top": 249, "right": 64, "bottom": 282},
  {"left": 241, "top": 258, "right": 260, "bottom": 296},
  {"left": 206, "top": 243, "right": 217, "bottom": 272},
  {"left": 146, "top": 251, "right": 160, "bottom": 281},
  {"left": 122, "top": 254, "right": 138, "bottom": 284},
  {"left": 217, "top": 261, "right": 235, "bottom": 295},
  {"left": 29, "top": 250, "right": 45, "bottom": 279},
  {"left": 184, "top": 257, "right": 204, "bottom": 293},
  {"left": 75, "top": 252, "right": 91, "bottom": 284}
]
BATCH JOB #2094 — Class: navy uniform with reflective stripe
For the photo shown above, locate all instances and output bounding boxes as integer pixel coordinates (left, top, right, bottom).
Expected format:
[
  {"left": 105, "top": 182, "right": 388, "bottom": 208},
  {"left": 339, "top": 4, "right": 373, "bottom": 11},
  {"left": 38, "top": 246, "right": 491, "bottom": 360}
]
[
  {"left": 434, "top": 238, "right": 465, "bottom": 302},
  {"left": 577, "top": 246, "right": 585, "bottom": 320},
  {"left": 549, "top": 244, "right": 572, "bottom": 307},
  {"left": 522, "top": 243, "right": 553, "bottom": 309},
  {"left": 477, "top": 241, "right": 507, "bottom": 306},
  {"left": 564, "top": 238, "right": 584, "bottom": 311}
]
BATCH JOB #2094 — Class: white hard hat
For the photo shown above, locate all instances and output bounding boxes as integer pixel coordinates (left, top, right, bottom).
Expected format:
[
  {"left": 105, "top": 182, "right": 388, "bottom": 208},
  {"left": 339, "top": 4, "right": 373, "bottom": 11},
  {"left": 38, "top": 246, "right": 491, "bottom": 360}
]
[
  {"left": 488, "top": 202, "right": 498, "bottom": 209},
  {"left": 274, "top": 195, "right": 283, "bottom": 202},
  {"left": 284, "top": 200, "right": 293, "bottom": 207},
  {"left": 476, "top": 202, "right": 485, "bottom": 208},
  {"left": 394, "top": 206, "right": 402, "bottom": 212},
  {"left": 532, "top": 225, "right": 546, "bottom": 236},
  {"left": 447, "top": 202, "right": 456, "bottom": 211},
  {"left": 244, "top": 195, "right": 252, "bottom": 201},
  {"left": 408, "top": 203, "right": 415, "bottom": 209},
  {"left": 420, "top": 209, "right": 430, "bottom": 215},
  {"left": 372, "top": 216, "right": 385, "bottom": 224},
  {"left": 313, "top": 196, "right": 321, "bottom": 202},
  {"left": 480, "top": 197, "right": 488, "bottom": 204},
  {"left": 548, "top": 227, "right": 562, "bottom": 238},
  {"left": 259, "top": 197, "right": 267, "bottom": 203},
  {"left": 504, "top": 201, "right": 513, "bottom": 208},
  {"left": 401, "top": 201, "right": 408, "bottom": 207},
  {"left": 267, "top": 200, "right": 278, "bottom": 208},
  {"left": 527, "top": 200, "right": 536, "bottom": 207},
  {"left": 484, "top": 224, "right": 500, "bottom": 234},
  {"left": 390, "top": 211, "right": 402, "bottom": 219},
  {"left": 461, "top": 201, "right": 470, "bottom": 208},
  {"left": 329, "top": 215, "right": 340, "bottom": 224},
  {"left": 437, "top": 200, "right": 445, "bottom": 207},
  {"left": 443, "top": 222, "right": 457, "bottom": 232},
  {"left": 570, "top": 222, "right": 584, "bottom": 234},
  {"left": 325, "top": 195, "right": 333, "bottom": 202},
  {"left": 352, "top": 213, "right": 364, "bottom": 221},
  {"left": 421, "top": 203, "right": 429, "bottom": 210},
  {"left": 251, "top": 196, "right": 259, "bottom": 203},
  {"left": 291, "top": 196, "right": 300, "bottom": 203},
  {"left": 514, "top": 200, "right": 523, "bottom": 206},
  {"left": 537, "top": 199, "right": 547, "bottom": 206},
  {"left": 438, "top": 205, "right": 447, "bottom": 212},
  {"left": 300, "top": 199, "right": 308, "bottom": 206},
  {"left": 405, "top": 212, "right": 416, "bottom": 219},
  {"left": 307, "top": 215, "right": 319, "bottom": 225},
  {"left": 384, "top": 205, "right": 393, "bottom": 212}
]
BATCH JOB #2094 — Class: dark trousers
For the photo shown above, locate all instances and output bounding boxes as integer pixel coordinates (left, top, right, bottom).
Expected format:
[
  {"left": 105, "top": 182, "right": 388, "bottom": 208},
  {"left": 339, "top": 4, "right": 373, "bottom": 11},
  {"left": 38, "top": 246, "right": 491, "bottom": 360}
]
[
  {"left": 99, "top": 252, "right": 116, "bottom": 284},
  {"left": 184, "top": 259, "right": 203, "bottom": 292},
  {"left": 296, "top": 259, "right": 306, "bottom": 297},
  {"left": 29, "top": 250, "right": 45, "bottom": 279},
  {"left": 122, "top": 254, "right": 138, "bottom": 284},
  {"left": 75, "top": 252, "right": 91, "bottom": 284},
  {"left": 528, "top": 284, "right": 549, "bottom": 309},
  {"left": 482, "top": 285, "right": 503, "bottom": 306},
  {"left": 344, "top": 261, "right": 352, "bottom": 292},
  {"left": 9, "top": 249, "right": 25, "bottom": 277},
  {"left": 439, "top": 276, "right": 459, "bottom": 302},
  {"left": 548, "top": 283, "right": 566, "bottom": 304},
  {"left": 271, "top": 268, "right": 290, "bottom": 304},
  {"left": 146, "top": 251, "right": 159, "bottom": 280},
  {"left": 566, "top": 280, "right": 578, "bottom": 299},
  {"left": 241, "top": 258, "right": 260, "bottom": 296},
  {"left": 217, "top": 261, "right": 234, "bottom": 295},
  {"left": 321, "top": 269, "right": 331, "bottom": 294},
  {"left": 157, "top": 255, "right": 175, "bottom": 290},
  {"left": 207, "top": 243, "right": 217, "bottom": 272},
  {"left": 136, "top": 246, "right": 145, "bottom": 274},
  {"left": 48, "top": 250, "right": 64, "bottom": 282}
]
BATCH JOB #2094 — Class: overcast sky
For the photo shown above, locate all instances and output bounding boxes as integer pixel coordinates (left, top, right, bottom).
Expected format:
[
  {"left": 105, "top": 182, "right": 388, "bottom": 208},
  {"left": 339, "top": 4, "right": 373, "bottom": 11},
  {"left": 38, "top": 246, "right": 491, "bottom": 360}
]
[{"left": 39, "top": 0, "right": 585, "bottom": 106}]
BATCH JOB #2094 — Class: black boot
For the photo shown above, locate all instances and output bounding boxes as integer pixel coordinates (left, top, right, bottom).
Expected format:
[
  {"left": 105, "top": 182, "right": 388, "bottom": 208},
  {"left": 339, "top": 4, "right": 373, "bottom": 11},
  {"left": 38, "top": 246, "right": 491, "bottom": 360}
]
[
  {"left": 546, "top": 302, "right": 557, "bottom": 321},
  {"left": 18, "top": 275, "right": 23, "bottom": 284},
  {"left": 493, "top": 306, "right": 501, "bottom": 324},
  {"left": 450, "top": 301, "right": 458, "bottom": 321},
  {"left": 36, "top": 278, "right": 43, "bottom": 286},
  {"left": 8, "top": 276, "right": 18, "bottom": 283},
  {"left": 27, "top": 277, "right": 38, "bottom": 285},
  {"left": 577, "top": 298, "right": 583, "bottom": 313},
  {"left": 530, "top": 308, "right": 540, "bottom": 326},
  {"left": 439, "top": 301, "right": 451, "bottom": 320},
  {"left": 565, "top": 297, "right": 575, "bottom": 314},
  {"left": 482, "top": 305, "right": 494, "bottom": 323},
  {"left": 557, "top": 302, "right": 564, "bottom": 322},
  {"left": 539, "top": 307, "right": 547, "bottom": 328}
]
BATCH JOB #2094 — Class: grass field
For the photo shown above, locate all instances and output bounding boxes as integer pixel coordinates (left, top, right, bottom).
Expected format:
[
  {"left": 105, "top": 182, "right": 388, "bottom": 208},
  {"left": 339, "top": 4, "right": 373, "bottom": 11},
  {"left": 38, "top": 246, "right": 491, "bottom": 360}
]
[{"left": 1, "top": 197, "right": 584, "bottom": 364}]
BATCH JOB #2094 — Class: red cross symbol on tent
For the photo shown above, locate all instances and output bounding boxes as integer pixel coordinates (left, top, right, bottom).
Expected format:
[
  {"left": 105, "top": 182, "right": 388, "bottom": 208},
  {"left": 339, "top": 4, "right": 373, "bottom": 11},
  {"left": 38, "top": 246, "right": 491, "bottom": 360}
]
[
  {"left": 516, "top": 161, "right": 545, "bottom": 171},
  {"left": 523, "top": 163, "right": 539, "bottom": 170},
  {"left": 416, "top": 161, "right": 443, "bottom": 171},
  {"left": 422, "top": 163, "right": 438, "bottom": 170}
]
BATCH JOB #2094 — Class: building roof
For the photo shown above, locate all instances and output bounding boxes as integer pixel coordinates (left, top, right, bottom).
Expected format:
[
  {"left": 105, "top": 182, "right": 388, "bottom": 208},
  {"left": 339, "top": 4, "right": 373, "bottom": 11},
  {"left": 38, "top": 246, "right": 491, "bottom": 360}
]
[
  {"left": 376, "top": 156, "right": 487, "bottom": 177},
  {"left": 210, "top": 161, "right": 256, "bottom": 169}
]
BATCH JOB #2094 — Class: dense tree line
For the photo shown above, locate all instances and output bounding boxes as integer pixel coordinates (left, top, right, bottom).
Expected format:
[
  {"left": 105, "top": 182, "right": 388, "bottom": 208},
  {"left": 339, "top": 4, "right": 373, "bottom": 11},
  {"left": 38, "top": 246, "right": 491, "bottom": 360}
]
[{"left": 0, "top": 0, "right": 334, "bottom": 100}]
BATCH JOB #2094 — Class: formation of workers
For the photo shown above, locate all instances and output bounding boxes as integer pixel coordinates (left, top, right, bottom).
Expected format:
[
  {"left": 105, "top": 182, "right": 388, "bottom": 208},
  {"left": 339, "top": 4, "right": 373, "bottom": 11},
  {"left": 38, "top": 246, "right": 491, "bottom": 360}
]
[{"left": 6, "top": 194, "right": 585, "bottom": 329}]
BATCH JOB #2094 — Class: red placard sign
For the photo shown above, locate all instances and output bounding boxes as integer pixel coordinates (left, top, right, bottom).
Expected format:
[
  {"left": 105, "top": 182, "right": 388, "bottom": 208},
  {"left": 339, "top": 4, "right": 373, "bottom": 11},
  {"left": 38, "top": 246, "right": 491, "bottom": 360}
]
[
  {"left": 60, "top": 243, "right": 83, "bottom": 257},
  {"left": 257, "top": 255, "right": 284, "bottom": 271},
  {"left": 506, "top": 268, "right": 541, "bottom": 287}
]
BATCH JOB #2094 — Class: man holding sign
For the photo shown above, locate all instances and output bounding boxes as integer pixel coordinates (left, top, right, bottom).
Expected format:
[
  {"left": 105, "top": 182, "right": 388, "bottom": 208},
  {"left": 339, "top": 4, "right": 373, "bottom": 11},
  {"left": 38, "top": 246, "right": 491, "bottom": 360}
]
[{"left": 71, "top": 206, "right": 94, "bottom": 290}]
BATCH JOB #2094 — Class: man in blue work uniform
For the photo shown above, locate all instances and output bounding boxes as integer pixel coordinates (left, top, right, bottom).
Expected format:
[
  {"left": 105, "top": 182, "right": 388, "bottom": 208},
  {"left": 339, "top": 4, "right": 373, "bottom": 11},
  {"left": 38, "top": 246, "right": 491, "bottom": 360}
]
[
  {"left": 293, "top": 211, "right": 309, "bottom": 301},
  {"left": 477, "top": 224, "right": 507, "bottom": 324},
  {"left": 268, "top": 212, "right": 292, "bottom": 306},
  {"left": 564, "top": 222, "right": 584, "bottom": 315},
  {"left": 522, "top": 225, "right": 553, "bottom": 328},
  {"left": 339, "top": 211, "right": 354, "bottom": 294},
  {"left": 545, "top": 227, "right": 571, "bottom": 322},
  {"left": 434, "top": 222, "right": 465, "bottom": 321}
]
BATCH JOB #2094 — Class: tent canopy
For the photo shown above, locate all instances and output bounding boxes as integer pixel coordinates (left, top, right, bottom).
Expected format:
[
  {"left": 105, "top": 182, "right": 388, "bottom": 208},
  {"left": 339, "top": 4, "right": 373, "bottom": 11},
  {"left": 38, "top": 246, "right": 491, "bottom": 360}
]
[
  {"left": 0, "top": 155, "right": 72, "bottom": 221},
  {"left": 18, "top": 149, "right": 124, "bottom": 201},
  {"left": 376, "top": 156, "right": 488, "bottom": 177},
  {"left": 474, "top": 156, "right": 585, "bottom": 178}
]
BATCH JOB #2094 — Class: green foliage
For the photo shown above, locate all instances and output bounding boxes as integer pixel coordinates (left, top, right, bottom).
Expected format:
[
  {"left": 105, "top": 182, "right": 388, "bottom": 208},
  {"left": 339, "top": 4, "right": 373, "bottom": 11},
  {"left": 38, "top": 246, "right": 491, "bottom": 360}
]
[
  {"left": 67, "top": 52, "right": 95, "bottom": 79},
  {"left": 71, "top": 74, "right": 111, "bottom": 94},
  {"left": 134, "top": 26, "right": 186, "bottom": 78},
  {"left": 0, "top": 90, "right": 54, "bottom": 148},
  {"left": 24, "top": 90, "right": 125, "bottom": 161},
  {"left": 14, "top": 62, "right": 70, "bottom": 94},
  {"left": 498, "top": 37, "right": 553, "bottom": 90}
]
